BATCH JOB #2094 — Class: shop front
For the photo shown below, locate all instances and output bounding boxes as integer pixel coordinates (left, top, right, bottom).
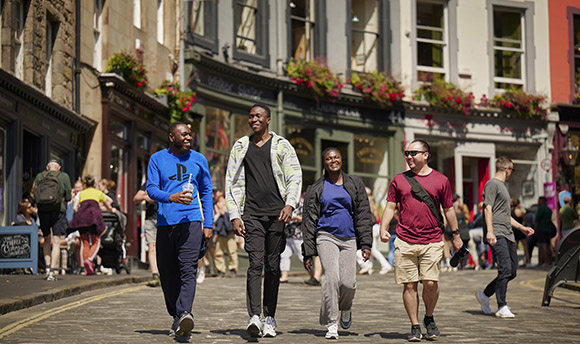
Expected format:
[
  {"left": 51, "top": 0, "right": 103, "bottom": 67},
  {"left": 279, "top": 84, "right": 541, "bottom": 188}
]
[
  {"left": 0, "top": 69, "right": 95, "bottom": 226},
  {"left": 404, "top": 104, "right": 555, "bottom": 213},
  {"left": 186, "top": 54, "right": 405, "bottom": 202}
]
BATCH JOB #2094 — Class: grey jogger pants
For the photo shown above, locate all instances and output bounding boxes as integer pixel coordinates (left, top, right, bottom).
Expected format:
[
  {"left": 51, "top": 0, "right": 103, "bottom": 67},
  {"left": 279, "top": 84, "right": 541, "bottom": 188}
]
[{"left": 316, "top": 231, "right": 357, "bottom": 326}]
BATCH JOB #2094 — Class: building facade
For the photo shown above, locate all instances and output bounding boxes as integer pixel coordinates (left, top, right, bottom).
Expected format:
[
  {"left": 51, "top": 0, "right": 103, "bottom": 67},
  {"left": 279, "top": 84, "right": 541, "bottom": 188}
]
[
  {"left": 0, "top": 0, "right": 94, "bottom": 226},
  {"left": 184, "top": 0, "right": 555, "bottom": 213}
]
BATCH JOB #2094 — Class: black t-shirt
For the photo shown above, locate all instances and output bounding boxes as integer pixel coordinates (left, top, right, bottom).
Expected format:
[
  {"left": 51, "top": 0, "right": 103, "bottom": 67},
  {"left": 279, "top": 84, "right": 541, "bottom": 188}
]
[
  {"left": 140, "top": 184, "right": 157, "bottom": 221},
  {"left": 243, "top": 138, "right": 284, "bottom": 216}
]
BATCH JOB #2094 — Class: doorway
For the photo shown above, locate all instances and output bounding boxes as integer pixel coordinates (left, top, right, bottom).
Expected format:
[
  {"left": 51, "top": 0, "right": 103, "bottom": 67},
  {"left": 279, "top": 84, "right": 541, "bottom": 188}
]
[{"left": 22, "top": 130, "right": 43, "bottom": 198}]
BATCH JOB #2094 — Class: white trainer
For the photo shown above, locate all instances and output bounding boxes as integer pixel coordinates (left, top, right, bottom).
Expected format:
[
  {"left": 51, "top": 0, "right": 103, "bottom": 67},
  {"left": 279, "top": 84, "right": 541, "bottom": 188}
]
[
  {"left": 495, "top": 305, "right": 515, "bottom": 318},
  {"left": 262, "top": 316, "right": 276, "bottom": 337},
  {"left": 246, "top": 315, "right": 262, "bottom": 338},
  {"left": 475, "top": 290, "right": 492, "bottom": 315},
  {"left": 379, "top": 264, "right": 392, "bottom": 275},
  {"left": 196, "top": 267, "right": 205, "bottom": 284},
  {"left": 325, "top": 323, "right": 339, "bottom": 339},
  {"left": 359, "top": 260, "right": 373, "bottom": 274}
]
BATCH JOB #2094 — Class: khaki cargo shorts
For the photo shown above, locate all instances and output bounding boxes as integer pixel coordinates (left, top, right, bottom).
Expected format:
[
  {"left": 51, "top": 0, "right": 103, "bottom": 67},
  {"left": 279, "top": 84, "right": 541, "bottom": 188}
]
[
  {"left": 393, "top": 237, "right": 444, "bottom": 284},
  {"left": 144, "top": 219, "right": 157, "bottom": 244}
]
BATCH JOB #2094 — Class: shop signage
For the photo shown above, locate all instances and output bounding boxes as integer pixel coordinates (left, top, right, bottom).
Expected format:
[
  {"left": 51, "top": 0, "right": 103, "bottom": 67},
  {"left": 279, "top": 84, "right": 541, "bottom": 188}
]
[
  {"left": 0, "top": 226, "right": 38, "bottom": 274},
  {"left": 544, "top": 182, "right": 557, "bottom": 211},
  {"left": 540, "top": 158, "right": 551, "bottom": 171},
  {"left": 197, "top": 69, "right": 276, "bottom": 102}
]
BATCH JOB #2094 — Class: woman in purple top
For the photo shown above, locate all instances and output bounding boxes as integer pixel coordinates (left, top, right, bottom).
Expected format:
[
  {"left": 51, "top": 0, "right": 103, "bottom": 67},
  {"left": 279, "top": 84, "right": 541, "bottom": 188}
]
[{"left": 301, "top": 147, "right": 373, "bottom": 339}]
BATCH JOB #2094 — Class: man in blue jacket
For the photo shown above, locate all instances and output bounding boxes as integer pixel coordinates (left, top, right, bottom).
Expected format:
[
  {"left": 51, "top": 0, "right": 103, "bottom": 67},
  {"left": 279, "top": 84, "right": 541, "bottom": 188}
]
[{"left": 147, "top": 122, "right": 213, "bottom": 341}]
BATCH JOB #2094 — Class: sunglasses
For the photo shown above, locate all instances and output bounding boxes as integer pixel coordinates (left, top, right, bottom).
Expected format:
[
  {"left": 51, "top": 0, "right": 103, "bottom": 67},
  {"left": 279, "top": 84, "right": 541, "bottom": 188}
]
[{"left": 404, "top": 150, "right": 426, "bottom": 157}]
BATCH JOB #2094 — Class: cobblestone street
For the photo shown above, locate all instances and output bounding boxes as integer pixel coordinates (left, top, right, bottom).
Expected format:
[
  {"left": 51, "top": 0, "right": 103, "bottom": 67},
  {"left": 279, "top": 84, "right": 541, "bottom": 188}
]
[{"left": 0, "top": 268, "right": 578, "bottom": 343}]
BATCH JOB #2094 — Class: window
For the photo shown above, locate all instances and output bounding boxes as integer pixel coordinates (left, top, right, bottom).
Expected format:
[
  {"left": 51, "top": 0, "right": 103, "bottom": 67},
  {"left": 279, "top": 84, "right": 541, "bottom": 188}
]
[
  {"left": 133, "top": 0, "right": 141, "bottom": 29},
  {"left": 350, "top": 0, "right": 379, "bottom": 73},
  {"left": 157, "top": 0, "right": 164, "bottom": 44},
  {"left": 290, "top": 0, "right": 316, "bottom": 61},
  {"left": 93, "top": 0, "right": 104, "bottom": 70},
  {"left": 45, "top": 19, "right": 58, "bottom": 97},
  {"left": 416, "top": 0, "right": 447, "bottom": 82},
  {"left": 233, "top": 0, "right": 269, "bottom": 66},
  {"left": 187, "top": 0, "right": 217, "bottom": 52},
  {"left": 14, "top": 0, "right": 25, "bottom": 79},
  {"left": 0, "top": 127, "right": 4, "bottom": 226},
  {"left": 493, "top": 8, "right": 524, "bottom": 90}
]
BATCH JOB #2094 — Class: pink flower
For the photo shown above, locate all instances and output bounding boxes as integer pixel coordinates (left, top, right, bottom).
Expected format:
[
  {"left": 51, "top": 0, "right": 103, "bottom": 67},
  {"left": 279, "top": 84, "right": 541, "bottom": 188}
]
[{"left": 306, "top": 81, "right": 312, "bottom": 88}]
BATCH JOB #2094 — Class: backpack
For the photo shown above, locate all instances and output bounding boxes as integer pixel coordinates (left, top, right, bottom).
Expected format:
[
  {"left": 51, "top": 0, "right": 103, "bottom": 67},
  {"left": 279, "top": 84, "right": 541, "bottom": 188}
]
[{"left": 36, "top": 171, "right": 62, "bottom": 209}]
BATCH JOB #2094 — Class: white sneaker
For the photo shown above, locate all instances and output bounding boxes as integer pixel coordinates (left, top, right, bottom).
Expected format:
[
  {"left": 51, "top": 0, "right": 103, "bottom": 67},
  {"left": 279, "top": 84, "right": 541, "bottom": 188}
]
[
  {"left": 495, "top": 305, "right": 515, "bottom": 318},
  {"left": 379, "top": 264, "right": 392, "bottom": 275},
  {"left": 246, "top": 315, "right": 262, "bottom": 338},
  {"left": 475, "top": 290, "right": 492, "bottom": 315},
  {"left": 325, "top": 323, "right": 339, "bottom": 339},
  {"left": 46, "top": 270, "right": 57, "bottom": 281},
  {"left": 196, "top": 267, "right": 205, "bottom": 284},
  {"left": 262, "top": 316, "right": 276, "bottom": 337},
  {"left": 359, "top": 260, "right": 373, "bottom": 274}
]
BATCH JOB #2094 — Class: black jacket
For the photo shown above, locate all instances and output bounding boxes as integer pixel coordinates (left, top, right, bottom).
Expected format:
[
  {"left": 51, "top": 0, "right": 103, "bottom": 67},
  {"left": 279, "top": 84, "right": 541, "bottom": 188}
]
[{"left": 301, "top": 173, "right": 373, "bottom": 258}]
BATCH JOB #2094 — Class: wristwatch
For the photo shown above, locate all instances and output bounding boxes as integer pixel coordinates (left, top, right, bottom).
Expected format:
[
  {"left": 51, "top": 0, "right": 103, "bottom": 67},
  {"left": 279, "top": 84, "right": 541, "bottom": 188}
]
[{"left": 451, "top": 230, "right": 460, "bottom": 236}]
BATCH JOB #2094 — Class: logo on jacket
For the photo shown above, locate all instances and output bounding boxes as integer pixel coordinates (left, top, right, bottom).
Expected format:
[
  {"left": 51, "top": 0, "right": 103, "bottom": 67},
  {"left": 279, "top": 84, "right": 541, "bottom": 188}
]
[{"left": 169, "top": 164, "right": 189, "bottom": 181}]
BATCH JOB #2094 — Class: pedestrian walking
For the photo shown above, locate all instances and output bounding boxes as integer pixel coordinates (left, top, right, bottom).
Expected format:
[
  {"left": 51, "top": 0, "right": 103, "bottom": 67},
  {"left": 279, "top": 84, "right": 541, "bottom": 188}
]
[
  {"left": 379, "top": 139, "right": 462, "bottom": 341},
  {"left": 146, "top": 122, "right": 213, "bottom": 341},
  {"left": 225, "top": 103, "right": 302, "bottom": 338},
  {"left": 213, "top": 195, "right": 238, "bottom": 275},
  {"left": 133, "top": 186, "right": 160, "bottom": 287},
  {"left": 31, "top": 159, "right": 72, "bottom": 281},
  {"left": 475, "top": 156, "right": 534, "bottom": 318},
  {"left": 301, "top": 147, "right": 373, "bottom": 339}
]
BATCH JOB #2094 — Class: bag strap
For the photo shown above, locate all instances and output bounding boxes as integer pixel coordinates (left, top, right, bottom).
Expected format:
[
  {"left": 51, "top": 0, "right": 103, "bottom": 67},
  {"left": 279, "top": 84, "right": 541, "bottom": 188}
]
[{"left": 403, "top": 170, "right": 445, "bottom": 231}]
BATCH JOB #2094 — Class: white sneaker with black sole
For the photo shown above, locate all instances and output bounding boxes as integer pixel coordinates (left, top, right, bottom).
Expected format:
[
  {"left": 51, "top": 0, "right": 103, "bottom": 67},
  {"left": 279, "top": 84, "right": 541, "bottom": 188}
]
[
  {"left": 495, "top": 305, "right": 515, "bottom": 318},
  {"left": 246, "top": 315, "right": 262, "bottom": 338},
  {"left": 325, "top": 323, "right": 339, "bottom": 339}
]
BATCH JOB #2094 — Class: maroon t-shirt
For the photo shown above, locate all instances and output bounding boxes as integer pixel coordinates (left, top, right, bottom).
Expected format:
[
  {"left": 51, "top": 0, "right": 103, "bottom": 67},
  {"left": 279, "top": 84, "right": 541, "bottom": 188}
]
[{"left": 386, "top": 169, "right": 453, "bottom": 244}]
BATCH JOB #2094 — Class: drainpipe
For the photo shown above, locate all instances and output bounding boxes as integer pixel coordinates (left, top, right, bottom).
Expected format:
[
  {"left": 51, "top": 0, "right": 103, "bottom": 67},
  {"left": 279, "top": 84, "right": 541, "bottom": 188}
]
[{"left": 75, "top": 0, "right": 81, "bottom": 113}]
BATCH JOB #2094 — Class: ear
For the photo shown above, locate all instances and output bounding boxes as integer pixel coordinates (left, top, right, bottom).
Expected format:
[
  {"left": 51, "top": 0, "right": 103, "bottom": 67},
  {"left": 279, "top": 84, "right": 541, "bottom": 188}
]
[{"left": 168, "top": 133, "right": 174, "bottom": 143}]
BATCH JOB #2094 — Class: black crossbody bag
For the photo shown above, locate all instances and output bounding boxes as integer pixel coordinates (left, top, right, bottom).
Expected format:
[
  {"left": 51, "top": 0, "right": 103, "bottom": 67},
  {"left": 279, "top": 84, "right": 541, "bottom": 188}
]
[{"left": 403, "top": 170, "right": 445, "bottom": 232}]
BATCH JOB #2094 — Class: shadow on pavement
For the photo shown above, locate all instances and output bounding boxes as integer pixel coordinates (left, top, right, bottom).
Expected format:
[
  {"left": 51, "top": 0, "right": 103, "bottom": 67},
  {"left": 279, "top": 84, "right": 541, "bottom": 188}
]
[
  {"left": 287, "top": 328, "right": 326, "bottom": 338},
  {"left": 210, "top": 329, "right": 259, "bottom": 342},
  {"left": 364, "top": 331, "right": 403, "bottom": 340},
  {"left": 463, "top": 309, "right": 488, "bottom": 316},
  {"left": 135, "top": 329, "right": 170, "bottom": 336}
]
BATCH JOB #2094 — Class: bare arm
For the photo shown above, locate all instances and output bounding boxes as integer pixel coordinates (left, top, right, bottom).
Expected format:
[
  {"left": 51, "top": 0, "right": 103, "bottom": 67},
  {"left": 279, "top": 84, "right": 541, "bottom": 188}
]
[
  {"left": 443, "top": 207, "right": 463, "bottom": 251},
  {"left": 484, "top": 205, "right": 496, "bottom": 246},
  {"left": 133, "top": 190, "right": 153, "bottom": 204},
  {"left": 511, "top": 217, "right": 534, "bottom": 236},
  {"left": 379, "top": 201, "right": 397, "bottom": 242}
]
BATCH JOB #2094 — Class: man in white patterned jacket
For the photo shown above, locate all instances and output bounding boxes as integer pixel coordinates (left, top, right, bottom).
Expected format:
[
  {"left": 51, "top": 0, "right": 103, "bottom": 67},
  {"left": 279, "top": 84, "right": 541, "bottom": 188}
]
[{"left": 225, "top": 103, "right": 302, "bottom": 338}]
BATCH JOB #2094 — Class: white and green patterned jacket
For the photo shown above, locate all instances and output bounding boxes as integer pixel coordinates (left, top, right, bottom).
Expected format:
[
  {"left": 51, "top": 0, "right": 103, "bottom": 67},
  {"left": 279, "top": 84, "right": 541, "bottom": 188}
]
[{"left": 225, "top": 131, "right": 302, "bottom": 220}]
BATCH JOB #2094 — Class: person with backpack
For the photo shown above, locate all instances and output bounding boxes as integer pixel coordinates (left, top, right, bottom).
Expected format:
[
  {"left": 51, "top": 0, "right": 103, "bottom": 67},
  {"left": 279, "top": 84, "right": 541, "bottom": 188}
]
[{"left": 31, "top": 159, "right": 72, "bottom": 281}]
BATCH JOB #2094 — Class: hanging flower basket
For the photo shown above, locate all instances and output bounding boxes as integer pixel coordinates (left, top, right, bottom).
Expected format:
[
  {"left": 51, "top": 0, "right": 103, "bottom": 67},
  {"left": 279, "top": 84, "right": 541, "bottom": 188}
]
[
  {"left": 154, "top": 81, "right": 196, "bottom": 123},
  {"left": 350, "top": 71, "right": 405, "bottom": 108},
  {"left": 104, "top": 51, "right": 148, "bottom": 90},
  {"left": 414, "top": 79, "right": 474, "bottom": 115},
  {"left": 287, "top": 58, "right": 343, "bottom": 103},
  {"left": 484, "top": 88, "right": 547, "bottom": 120}
]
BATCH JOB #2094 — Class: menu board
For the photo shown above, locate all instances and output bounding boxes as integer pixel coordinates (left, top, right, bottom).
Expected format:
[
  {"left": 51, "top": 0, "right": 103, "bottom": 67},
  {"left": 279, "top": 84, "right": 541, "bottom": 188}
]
[{"left": 0, "top": 233, "right": 32, "bottom": 259}]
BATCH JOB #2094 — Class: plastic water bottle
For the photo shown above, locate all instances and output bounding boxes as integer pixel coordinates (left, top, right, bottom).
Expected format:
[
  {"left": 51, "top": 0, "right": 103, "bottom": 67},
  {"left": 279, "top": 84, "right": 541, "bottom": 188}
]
[{"left": 182, "top": 174, "right": 194, "bottom": 193}]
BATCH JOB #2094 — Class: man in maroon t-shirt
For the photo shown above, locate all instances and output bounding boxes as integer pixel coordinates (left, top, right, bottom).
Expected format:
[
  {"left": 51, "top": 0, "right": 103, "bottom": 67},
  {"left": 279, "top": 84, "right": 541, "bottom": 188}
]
[{"left": 380, "top": 139, "right": 462, "bottom": 342}]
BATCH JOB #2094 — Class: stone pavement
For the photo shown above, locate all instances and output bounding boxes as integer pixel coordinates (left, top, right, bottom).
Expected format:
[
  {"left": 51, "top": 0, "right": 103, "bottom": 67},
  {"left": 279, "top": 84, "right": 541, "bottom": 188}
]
[{"left": 0, "top": 267, "right": 579, "bottom": 343}]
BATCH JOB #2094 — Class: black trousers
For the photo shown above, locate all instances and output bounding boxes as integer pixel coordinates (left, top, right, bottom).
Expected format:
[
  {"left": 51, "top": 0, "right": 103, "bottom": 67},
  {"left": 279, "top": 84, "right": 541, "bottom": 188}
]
[
  {"left": 243, "top": 214, "right": 286, "bottom": 318},
  {"left": 157, "top": 221, "right": 205, "bottom": 317},
  {"left": 484, "top": 236, "right": 517, "bottom": 308}
]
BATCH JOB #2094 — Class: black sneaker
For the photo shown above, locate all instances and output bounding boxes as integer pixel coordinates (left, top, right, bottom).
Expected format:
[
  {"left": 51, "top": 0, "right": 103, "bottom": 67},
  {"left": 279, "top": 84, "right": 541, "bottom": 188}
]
[
  {"left": 407, "top": 326, "right": 422, "bottom": 342},
  {"left": 304, "top": 277, "right": 321, "bottom": 286},
  {"left": 423, "top": 318, "right": 440, "bottom": 339}
]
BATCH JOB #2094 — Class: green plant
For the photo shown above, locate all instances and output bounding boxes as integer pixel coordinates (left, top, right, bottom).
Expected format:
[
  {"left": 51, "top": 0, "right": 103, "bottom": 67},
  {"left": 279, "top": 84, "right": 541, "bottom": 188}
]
[
  {"left": 414, "top": 79, "right": 474, "bottom": 115},
  {"left": 350, "top": 71, "right": 405, "bottom": 108},
  {"left": 487, "top": 88, "right": 547, "bottom": 119},
  {"left": 154, "top": 81, "right": 196, "bottom": 123},
  {"left": 105, "top": 52, "right": 148, "bottom": 90},
  {"left": 287, "top": 58, "right": 343, "bottom": 102}
]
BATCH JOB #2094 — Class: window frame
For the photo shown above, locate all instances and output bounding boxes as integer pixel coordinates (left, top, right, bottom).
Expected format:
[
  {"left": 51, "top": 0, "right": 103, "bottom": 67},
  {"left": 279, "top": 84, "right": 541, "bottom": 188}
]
[
  {"left": 133, "top": 0, "right": 141, "bottom": 29},
  {"left": 410, "top": 0, "right": 458, "bottom": 90},
  {"left": 286, "top": 0, "right": 327, "bottom": 62},
  {"left": 186, "top": 0, "right": 218, "bottom": 54},
  {"left": 346, "top": 0, "right": 387, "bottom": 75},
  {"left": 157, "top": 0, "right": 164, "bottom": 45},
  {"left": 232, "top": 0, "right": 270, "bottom": 68},
  {"left": 492, "top": 6, "right": 525, "bottom": 92},
  {"left": 568, "top": 7, "right": 580, "bottom": 103},
  {"left": 486, "top": 0, "right": 535, "bottom": 97},
  {"left": 14, "top": 0, "right": 25, "bottom": 79},
  {"left": 45, "top": 19, "right": 58, "bottom": 97},
  {"left": 93, "top": 0, "right": 104, "bottom": 70}
]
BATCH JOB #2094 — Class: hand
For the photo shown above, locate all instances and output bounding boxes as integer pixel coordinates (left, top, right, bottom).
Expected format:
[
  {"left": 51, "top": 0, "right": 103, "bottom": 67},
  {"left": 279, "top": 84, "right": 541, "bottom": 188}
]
[
  {"left": 487, "top": 232, "right": 497, "bottom": 246},
  {"left": 168, "top": 190, "right": 193, "bottom": 205},
  {"left": 452, "top": 234, "right": 463, "bottom": 252},
  {"left": 521, "top": 226, "right": 534, "bottom": 236},
  {"left": 202, "top": 227, "right": 213, "bottom": 242},
  {"left": 304, "top": 257, "right": 313, "bottom": 273},
  {"left": 380, "top": 226, "right": 391, "bottom": 242},
  {"left": 278, "top": 205, "right": 293, "bottom": 223},
  {"left": 232, "top": 218, "right": 246, "bottom": 237},
  {"left": 361, "top": 249, "right": 371, "bottom": 262}
]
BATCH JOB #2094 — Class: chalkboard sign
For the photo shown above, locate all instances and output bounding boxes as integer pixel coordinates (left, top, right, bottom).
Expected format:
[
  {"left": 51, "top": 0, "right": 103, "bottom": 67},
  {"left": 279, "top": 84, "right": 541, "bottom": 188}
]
[
  {"left": 0, "top": 233, "right": 31, "bottom": 259},
  {"left": 0, "top": 226, "right": 38, "bottom": 274}
]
